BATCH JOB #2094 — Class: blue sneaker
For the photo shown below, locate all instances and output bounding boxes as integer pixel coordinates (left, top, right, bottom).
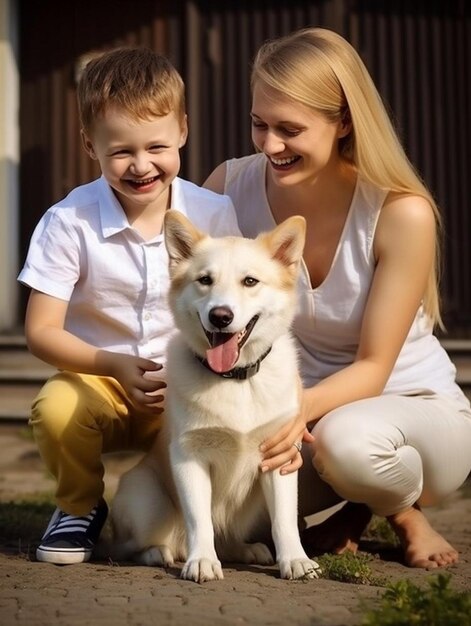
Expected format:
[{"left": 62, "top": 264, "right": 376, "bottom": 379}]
[{"left": 36, "top": 499, "right": 108, "bottom": 564}]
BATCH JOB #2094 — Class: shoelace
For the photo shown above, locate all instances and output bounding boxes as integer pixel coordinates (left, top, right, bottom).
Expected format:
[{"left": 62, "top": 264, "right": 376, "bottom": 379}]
[{"left": 47, "top": 506, "right": 98, "bottom": 537}]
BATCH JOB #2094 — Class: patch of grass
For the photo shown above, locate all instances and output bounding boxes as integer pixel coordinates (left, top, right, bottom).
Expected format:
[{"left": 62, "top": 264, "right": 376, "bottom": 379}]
[
  {"left": 363, "top": 516, "right": 400, "bottom": 546},
  {"left": 361, "top": 573, "right": 471, "bottom": 626},
  {"left": 0, "top": 497, "right": 54, "bottom": 545},
  {"left": 317, "top": 551, "right": 385, "bottom": 586}
]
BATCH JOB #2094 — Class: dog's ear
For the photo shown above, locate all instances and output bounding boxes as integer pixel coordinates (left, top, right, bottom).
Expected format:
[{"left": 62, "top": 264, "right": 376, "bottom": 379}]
[
  {"left": 164, "top": 210, "right": 206, "bottom": 268},
  {"left": 260, "top": 216, "right": 306, "bottom": 268}
]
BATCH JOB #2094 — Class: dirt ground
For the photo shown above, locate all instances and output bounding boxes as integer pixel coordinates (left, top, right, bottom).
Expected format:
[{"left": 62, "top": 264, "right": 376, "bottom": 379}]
[{"left": 1, "top": 423, "right": 470, "bottom": 626}]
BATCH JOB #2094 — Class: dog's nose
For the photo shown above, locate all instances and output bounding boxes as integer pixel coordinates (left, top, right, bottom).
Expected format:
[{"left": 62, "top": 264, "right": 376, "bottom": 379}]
[{"left": 209, "top": 306, "right": 234, "bottom": 329}]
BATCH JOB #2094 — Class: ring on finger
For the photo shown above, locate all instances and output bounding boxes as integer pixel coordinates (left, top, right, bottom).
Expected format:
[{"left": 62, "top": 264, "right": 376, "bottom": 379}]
[{"left": 293, "top": 441, "right": 302, "bottom": 453}]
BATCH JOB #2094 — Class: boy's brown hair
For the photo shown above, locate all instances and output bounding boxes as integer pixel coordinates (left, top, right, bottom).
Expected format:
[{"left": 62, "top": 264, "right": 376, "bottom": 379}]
[{"left": 77, "top": 47, "right": 186, "bottom": 133}]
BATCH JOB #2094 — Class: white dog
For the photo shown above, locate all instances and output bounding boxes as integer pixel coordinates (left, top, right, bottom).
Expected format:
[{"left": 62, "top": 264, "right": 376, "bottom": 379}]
[{"left": 110, "top": 210, "right": 320, "bottom": 583}]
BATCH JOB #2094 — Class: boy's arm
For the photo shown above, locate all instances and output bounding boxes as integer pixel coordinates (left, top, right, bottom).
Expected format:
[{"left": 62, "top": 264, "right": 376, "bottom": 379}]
[
  {"left": 26, "top": 290, "right": 109, "bottom": 374},
  {"left": 25, "top": 290, "right": 166, "bottom": 412}
]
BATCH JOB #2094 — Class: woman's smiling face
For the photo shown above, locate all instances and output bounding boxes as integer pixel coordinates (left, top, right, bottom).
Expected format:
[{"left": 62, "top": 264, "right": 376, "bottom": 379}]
[{"left": 251, "top": 82, "right": 346, "bottom": 188}]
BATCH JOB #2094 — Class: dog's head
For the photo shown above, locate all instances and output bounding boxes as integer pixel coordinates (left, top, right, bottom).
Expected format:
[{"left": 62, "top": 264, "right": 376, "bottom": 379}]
[{"left": 164, "top": 210, "right": 306, "bottom": 374}]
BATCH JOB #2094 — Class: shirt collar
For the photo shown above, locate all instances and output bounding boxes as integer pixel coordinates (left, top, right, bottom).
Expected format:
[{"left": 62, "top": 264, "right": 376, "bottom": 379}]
[
  {"left": 98, "top": 176, "right": 132, "bottom": 238},
  {"left": 97, "top": 175, "right": 185, "bottom": 241},
  {"left": 168, "top": 177, "right": 187, "bottom": 217}
]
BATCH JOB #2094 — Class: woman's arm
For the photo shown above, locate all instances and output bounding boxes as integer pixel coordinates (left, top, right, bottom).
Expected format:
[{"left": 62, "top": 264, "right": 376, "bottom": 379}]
[
  {"left": 260, "top": 192, "right": 437, "bottom": 471},
  {"left": 203, "top": 162, "right": 227, "bottom": 194}
]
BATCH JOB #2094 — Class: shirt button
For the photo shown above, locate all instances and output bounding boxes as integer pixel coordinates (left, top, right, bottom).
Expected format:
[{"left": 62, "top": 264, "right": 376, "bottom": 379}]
[{"left": 144, "top": 312, "right": 152, "bottom": 321}]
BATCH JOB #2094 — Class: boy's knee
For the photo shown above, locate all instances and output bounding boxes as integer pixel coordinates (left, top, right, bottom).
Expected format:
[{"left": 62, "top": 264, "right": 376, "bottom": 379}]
[{"left": 30, "top": 372, "right": 94, "bottom": 438}]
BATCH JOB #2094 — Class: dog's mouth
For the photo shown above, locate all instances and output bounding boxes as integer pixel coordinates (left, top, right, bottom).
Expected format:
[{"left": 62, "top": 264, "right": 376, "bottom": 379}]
[{"left": 203, "top": 315, "right": 259, "bottom": 374}]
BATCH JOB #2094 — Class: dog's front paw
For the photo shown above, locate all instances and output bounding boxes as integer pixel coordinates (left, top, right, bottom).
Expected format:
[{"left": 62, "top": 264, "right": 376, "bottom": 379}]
[
  {"left": 138, "top": 545, "right": 175, "bottom": 567},
  {"left": 279, "top": 557, "right": 321, "bottom": 580},
  {"left": 181, "top": 557, "right": 224, "bottom": 583}
]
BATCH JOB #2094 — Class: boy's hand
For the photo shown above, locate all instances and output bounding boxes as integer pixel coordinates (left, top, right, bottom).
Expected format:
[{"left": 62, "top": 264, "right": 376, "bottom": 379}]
[{"left": 109, "top": 353, "right": 166, "bottom": 413}]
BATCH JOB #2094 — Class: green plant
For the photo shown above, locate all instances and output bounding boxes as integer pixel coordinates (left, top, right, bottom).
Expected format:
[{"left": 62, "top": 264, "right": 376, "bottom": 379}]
[
  {"left": 317, "top": 551, "right": 385, "bottom": 586},
  {"left": 0, "top": 498, "right": 54, "bottom": 546},
  {"left": 363, "top": 516, "right": 400, "bottom": 546},
  {"left": 361, "top": 573, "right": 471, "bottom": 626}
]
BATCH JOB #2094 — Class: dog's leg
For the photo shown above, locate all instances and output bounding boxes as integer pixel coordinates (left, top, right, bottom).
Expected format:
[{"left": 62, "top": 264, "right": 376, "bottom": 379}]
[
  {"left": 260, "top": 470, "right": 321, "bottom": 579},
  {"left": 217, "top": 537, "right": 274, "bottom": 565},
  {"left": 216, "top": 491, "right": 274, "bottom": 565},
  {"left": 171, "top": 445, "right": 223, "bottom": 583},
  {"left": 111, "top": 460, "right": 180, "bottom": 567}
]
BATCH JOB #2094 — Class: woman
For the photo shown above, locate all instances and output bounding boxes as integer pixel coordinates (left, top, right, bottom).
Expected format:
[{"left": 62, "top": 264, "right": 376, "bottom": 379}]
[{"left": 204, "top": 27, "right": 471, "bottom": 569}]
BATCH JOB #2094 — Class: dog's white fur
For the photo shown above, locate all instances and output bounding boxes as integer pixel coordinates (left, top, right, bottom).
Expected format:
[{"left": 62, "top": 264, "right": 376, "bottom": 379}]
[{"left": 110, "top": 210, "right": 320, "bottom": 582}]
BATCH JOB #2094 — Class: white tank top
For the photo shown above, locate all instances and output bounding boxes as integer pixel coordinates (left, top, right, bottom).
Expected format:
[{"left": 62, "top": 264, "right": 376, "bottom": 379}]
[{"left": 225, "top": 153, "right": 469, "bottom": 407}]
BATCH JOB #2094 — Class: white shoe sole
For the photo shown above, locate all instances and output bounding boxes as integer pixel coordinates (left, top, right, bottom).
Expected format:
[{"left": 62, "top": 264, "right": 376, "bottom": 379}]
[{"left": 36, "top": 547, "right": 92, "bottom": 565}]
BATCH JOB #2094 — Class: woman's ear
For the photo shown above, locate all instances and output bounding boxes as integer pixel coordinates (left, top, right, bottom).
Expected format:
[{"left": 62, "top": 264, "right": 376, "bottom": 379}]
[
  {"left": 338, "top": 109, "right": 352, "bottom": 139},
  {"left": 80, "top": 129, "right": 98, "bottom": 160}
]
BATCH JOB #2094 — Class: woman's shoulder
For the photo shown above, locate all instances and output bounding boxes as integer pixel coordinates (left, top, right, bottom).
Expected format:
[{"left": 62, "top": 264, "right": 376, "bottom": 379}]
[
  {"left": 205, "top": 154, "right": 265, "bottom": 196},
  {"left": 375, "top": 191, "right": 436, "bottom": 259},
  {"left": 381, "top": 192, "right": 436, "bottom": 231},
  {"left": 354, "top": 176, "right": 389, "bottom": 211},
  {"left": 355, "top": 178, "right": 434, "bottom": 227},
  {"left": 225, "top": 153, "right": 265, "bottom": 186}
]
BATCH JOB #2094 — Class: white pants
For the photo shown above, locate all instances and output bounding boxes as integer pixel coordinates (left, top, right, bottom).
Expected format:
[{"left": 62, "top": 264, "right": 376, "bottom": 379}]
[{"left": 298, "top": 393, "right": 471, "bottom": 518}]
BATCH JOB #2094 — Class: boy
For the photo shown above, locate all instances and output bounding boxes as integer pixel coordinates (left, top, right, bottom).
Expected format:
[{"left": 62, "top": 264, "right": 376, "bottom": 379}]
[{"left": 18, "top": 47, "right": 240, "bottom": 565}]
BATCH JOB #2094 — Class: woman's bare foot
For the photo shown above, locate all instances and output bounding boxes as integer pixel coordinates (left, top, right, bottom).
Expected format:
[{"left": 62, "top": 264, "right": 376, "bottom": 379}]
[
  {"left": 302, "top": 502, "right": 372, "bottom": 555},
  {"left": 388, "top": 505, "right": 459, "bottom": 569}
]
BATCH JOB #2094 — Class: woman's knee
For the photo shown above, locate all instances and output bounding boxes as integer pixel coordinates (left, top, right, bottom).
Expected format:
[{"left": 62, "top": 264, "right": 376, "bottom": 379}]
[
  {"left": 311, "top": 404, "right": 424, "bottom": 513},
  {"left": 313, "top": 440, "right": 373, "bottom": 492},
  {"left": 312, "top": 407, "right": 392, "bottom": 491}
]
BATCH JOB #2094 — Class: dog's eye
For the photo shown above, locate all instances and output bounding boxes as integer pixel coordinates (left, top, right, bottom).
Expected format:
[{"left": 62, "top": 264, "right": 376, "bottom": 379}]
[
  {"left": 197, "top": 275, "right": 213, "bottom": 286},
  {"left": 243, "top": 276, "right": 259, "bottom": 287}
]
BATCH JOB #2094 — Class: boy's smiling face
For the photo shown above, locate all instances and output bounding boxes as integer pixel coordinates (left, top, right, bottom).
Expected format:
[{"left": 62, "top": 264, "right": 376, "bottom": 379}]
[{"left": 82, "top": 105, "right": 187, "bottom": 217}]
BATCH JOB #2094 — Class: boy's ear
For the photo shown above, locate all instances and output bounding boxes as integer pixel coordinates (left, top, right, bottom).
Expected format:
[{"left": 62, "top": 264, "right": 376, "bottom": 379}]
[
  {"left": 81, "top": 129, "right": 98, "bottom": 160},
  {"left": 179, "top": 115, "right": 188, "bottom": 148}
]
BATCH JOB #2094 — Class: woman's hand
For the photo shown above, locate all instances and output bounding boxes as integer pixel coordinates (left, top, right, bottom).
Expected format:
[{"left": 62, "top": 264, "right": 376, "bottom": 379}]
[{"left": 259, "top": 390, "right": 316, "bottom": 474}]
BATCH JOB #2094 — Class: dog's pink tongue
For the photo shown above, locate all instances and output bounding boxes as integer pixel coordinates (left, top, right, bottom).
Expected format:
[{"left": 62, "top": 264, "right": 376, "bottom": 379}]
[{"left": 206, "top": 333, "right": 239, "bottom": 373}]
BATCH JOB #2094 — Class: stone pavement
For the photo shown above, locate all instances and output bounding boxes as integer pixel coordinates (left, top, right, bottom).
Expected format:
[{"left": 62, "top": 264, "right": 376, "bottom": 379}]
[
  {"left": 1, "top": 424, "right": 471, "bottom": 626},
  {"left": 1, "top": 555, "right": 375, "bottom": 626}
]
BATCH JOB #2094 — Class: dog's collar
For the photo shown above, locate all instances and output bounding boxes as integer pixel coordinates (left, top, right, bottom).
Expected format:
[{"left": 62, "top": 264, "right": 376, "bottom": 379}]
[{"left": 194, "top": 347, "right": 272, "bottom": 380}]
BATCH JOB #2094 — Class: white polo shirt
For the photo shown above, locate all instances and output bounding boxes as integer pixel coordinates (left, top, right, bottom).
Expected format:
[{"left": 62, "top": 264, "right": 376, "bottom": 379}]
[{"left": 18, "top": 175, "right": 241, "bottom": 375}]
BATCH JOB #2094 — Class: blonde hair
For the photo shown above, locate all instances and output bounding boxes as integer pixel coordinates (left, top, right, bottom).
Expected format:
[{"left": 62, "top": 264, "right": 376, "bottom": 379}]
[
  {"left": 252, "top": 28, "right": 442, "bottom": 327},
  {"left": 77, "top": 47, "right": 186, "bottom": 133}
]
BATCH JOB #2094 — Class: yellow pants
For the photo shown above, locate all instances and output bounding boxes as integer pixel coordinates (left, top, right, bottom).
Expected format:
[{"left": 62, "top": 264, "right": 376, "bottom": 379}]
[{"left": 29, "top": 372, "right": 162, "bottom": 516}]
